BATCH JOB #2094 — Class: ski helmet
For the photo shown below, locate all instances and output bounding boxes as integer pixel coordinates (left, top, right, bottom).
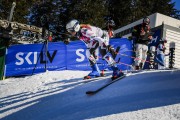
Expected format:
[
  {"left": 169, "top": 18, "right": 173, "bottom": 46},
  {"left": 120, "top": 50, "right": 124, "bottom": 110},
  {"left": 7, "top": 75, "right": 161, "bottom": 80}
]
[
  {"left": 108, "top": 20, "right": 115, "bottom": 27},
  {"left": 66, "top": 19, "right": 80, "bottom": 33},
  {"left": 143, "top": 17, "right": 150, "bottom": 25}
]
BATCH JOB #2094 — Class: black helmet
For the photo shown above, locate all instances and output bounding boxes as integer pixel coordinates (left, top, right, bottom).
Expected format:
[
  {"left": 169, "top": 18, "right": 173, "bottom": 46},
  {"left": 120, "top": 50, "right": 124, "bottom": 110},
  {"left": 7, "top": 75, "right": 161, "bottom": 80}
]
[
  {"left": 143, "top": 17, "right": 150, "bottom": 25},
  {"left": 107, "top": 19, "right": 115, "bottom": 27}
]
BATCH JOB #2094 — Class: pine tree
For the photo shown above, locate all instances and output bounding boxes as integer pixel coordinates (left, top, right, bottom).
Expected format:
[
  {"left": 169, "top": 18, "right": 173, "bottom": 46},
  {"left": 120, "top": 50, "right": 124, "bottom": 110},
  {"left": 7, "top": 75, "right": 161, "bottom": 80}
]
[
  {"left": 27, "top": 0, "right": 180, "bottom": 38},
  {"left": 0, "top": 0, "right": 37, "bottom": 23},
  {"left": 108, "top": 0, "right": 132, "bottom": 28},
  {"left": 129, "top": 0, "right": 179, "bottom": 22},
  {"left": 69, "top": 0, "right": 108, "bottom": 28}
]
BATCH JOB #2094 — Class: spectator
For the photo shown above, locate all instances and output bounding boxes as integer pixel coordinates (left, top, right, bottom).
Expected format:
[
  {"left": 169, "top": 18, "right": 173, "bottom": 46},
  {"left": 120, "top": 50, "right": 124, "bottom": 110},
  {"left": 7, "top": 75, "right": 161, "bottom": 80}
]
[
  {"left": 105, "top": 19, "right": 116, "bottom": 38},
  {"left": 156, "top": 38, "right": 167, "bottom": 69},
  {"left": 132, "top": 16, "right": 153, "bottom": 70}
]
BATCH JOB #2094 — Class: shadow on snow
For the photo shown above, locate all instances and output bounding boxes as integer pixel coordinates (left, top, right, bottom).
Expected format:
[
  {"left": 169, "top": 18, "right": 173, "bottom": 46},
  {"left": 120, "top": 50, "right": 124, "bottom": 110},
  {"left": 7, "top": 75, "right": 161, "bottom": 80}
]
[{"left": 2, "top": 70, "right": 180, "bottom": 120}]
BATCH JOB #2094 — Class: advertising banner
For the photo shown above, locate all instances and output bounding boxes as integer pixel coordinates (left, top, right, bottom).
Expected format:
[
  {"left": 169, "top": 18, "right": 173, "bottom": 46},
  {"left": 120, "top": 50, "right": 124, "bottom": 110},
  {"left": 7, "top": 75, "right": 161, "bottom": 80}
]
[
  {"left": 5, "top": 38, "right": 133, "bottom": 77},
  {"left": 6, "top": 42, "right": 66, "bottom": 76}
]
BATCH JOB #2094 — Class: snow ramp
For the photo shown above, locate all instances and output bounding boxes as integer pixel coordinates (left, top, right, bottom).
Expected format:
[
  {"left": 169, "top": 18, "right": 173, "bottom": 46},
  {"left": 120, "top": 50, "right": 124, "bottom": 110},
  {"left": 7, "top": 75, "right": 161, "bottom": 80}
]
[{"left": 1, "top": 70, "right": 180, "bottom": 120}]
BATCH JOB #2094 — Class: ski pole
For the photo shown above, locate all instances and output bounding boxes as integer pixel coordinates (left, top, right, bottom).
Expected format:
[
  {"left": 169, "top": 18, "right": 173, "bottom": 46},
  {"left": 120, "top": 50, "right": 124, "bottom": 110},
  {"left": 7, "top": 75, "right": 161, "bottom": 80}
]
[
  {"left": 117, "top": 61, "right": 133, "bottom": 67},
  {"left": 119, "top": 53, "right": 151, "bottom": 63},
  {"left": 117, "top": 61, "right": 135, "bottom": 71}
]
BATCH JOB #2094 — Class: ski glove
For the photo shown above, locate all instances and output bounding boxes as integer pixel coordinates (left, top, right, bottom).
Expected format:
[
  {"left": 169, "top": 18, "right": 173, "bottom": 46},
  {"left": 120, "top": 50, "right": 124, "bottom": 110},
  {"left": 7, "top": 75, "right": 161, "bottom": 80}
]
[{"left": 63, "top": 38, "right": 70, "bottom": 45}]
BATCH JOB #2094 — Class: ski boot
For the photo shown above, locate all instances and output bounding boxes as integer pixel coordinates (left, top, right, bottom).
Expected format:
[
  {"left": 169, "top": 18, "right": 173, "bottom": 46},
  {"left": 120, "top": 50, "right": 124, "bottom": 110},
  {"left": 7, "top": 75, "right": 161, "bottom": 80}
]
[
  {"left": 100, "top": 70, "right": 106, "bottom": 77},
  {"left": 111, "top": 66, "right": 124, "bottom": 80},
  {"left": 84, "top": 64, "right": 101, "bottom": 79},
  {"left": 135, "top": 66, "right": 140, "bottom": 70}
]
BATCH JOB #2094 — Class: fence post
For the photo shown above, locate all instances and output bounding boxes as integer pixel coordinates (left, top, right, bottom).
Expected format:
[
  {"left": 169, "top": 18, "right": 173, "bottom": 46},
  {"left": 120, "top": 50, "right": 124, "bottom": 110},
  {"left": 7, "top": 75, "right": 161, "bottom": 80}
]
[
  {"left": 0, "top": 43, "right": 6, "bottom": 80},
  {"left": 169, "top": 42, "right": 175, "bottom": 69}
]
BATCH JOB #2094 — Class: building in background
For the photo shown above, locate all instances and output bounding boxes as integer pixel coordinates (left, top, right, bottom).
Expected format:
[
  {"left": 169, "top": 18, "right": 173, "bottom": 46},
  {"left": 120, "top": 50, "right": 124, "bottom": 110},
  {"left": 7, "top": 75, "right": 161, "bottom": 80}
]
[{"left": 114, "top": 13, "right": 180, "bottom": 69}]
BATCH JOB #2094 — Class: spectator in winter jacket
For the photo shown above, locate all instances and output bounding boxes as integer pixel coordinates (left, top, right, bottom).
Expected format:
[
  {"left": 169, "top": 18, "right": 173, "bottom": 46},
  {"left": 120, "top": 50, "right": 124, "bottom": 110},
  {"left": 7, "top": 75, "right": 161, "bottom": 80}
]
[
  {"left": 106, "top": 20, "right": 116, "bottom": 38},
  {"left": 132, "top": 16, "right": 153, "bottom": 70},
  {"left": 156, "top": 38, "right": 167, "bottom": 69}
]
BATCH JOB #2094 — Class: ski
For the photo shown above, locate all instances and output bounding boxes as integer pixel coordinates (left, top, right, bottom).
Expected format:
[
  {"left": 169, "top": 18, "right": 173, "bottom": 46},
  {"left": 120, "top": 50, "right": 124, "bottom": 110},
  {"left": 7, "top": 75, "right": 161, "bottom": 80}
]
[
  {"left": 83, "top": 75, "right": 111, "bottom": 83},
  {"left": 86, "top": 74, "right": 126, "bottom": 95}
]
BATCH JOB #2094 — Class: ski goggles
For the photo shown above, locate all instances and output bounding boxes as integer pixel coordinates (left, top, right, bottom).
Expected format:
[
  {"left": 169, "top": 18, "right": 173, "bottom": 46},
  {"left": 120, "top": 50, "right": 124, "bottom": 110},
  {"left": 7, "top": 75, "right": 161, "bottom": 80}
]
[
  {"left": 67, "top": 21, "right": 79, "bottom": 33},
  {"left": 67, "top": 28, "right": 75, "bottom": 33}
]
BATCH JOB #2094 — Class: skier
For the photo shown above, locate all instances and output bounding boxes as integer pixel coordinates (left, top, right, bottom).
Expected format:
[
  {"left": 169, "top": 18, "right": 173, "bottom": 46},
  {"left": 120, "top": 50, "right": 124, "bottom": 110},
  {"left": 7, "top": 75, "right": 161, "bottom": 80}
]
[
  {"left": 156, "top": 38, "right": 167, "bottom": 69},
  {"left": 148, "top": 46, "right": 156, "bottom": 69},
  {"left": 65, "top": 19, "right": 124, "bottom": 80},
  {"left": 106, "top": 19, "right": 116, "bottom": 38},
  {"left": 132, "top": 16, "right": 153, "bottom": 70}
]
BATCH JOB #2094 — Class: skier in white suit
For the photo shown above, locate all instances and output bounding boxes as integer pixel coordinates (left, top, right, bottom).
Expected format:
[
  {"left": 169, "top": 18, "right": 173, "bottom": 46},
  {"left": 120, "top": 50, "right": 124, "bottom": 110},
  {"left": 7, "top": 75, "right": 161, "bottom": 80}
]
[{"left": 65, "top": 19, "right": 124, "bottom": 80}]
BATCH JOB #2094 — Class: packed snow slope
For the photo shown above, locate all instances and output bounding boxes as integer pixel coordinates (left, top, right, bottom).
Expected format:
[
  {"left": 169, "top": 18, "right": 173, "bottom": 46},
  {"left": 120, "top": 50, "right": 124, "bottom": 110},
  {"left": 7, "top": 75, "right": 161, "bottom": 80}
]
[{"left": 0, "top": 70, "right": 180, "bottom": 120}]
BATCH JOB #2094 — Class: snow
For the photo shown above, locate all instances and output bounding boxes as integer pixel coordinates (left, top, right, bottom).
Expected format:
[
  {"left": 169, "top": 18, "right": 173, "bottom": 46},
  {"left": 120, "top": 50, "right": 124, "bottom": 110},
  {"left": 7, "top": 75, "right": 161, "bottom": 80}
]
[{"left": 0, "top": 69, "right": 180, "bottom": 120}]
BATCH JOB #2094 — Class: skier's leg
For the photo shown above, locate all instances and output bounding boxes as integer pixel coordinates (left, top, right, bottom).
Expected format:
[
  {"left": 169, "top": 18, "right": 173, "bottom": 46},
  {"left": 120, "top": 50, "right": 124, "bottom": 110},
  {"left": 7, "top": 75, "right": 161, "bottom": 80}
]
[
  {"left": 85, "top": 41, "right": 101, "bottom": 79},
  {"left": 156, "top": 54, "right": 165, "bottom": 67},
  {"left": 101, "top": 32, "right": 118, "bottom": 59},
  {"left": 135, "top": 44, "right": 142, "bottom": 70},
  {"left": 102, "top": 31, "right": 109, "bottom": 46},
  {"left": 149, "top": 46, "right": 156, "bottom": 69},
  {"left": 100, "top": 34, "right": 124, "bottom": 80},
  {"left": 107, "top": 45, "right": 120, "bottom": 59},
  {"left": 157, "top": 54, "right": 165, "bottom": 69},
  {"left": 101, "top": 48, "right": 124, "bottom": 80},
  {"left": 92, "top": 49, "right": 98, "bottom": 60},
  {"left": 141, "top": 44, "right": 148, "bottom": 69}
]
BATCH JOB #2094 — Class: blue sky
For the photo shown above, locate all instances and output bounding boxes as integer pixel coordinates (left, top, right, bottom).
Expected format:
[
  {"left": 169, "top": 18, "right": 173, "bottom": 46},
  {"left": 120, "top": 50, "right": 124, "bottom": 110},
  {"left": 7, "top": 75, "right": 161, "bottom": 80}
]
[{"left": 173, "top": 0, "right": 180, "bottom": 10}]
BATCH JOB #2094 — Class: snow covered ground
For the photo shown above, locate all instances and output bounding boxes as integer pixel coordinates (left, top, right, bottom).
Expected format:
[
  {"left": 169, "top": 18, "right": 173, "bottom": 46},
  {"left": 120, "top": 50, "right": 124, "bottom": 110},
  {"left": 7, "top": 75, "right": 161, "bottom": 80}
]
[{"left": 0, "top": 69, "right": 180, "bottom": 120}]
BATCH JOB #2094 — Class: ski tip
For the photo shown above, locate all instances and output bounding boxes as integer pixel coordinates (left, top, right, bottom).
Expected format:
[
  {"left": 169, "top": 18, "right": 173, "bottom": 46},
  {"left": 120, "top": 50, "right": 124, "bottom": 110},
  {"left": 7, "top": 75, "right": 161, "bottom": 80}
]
[{"left": 86, "top": 91, "right": 95, "bottom": 95}]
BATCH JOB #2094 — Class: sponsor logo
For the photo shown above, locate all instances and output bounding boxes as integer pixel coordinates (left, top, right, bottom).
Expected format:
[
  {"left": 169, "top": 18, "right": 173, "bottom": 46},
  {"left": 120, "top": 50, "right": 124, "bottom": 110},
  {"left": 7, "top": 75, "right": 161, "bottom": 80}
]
[
  {"left": 15, "top": 50, "right": 57, "bottom": 65},
  {"left": 76, "top": 49, "right": 85, "bottom": 62}
]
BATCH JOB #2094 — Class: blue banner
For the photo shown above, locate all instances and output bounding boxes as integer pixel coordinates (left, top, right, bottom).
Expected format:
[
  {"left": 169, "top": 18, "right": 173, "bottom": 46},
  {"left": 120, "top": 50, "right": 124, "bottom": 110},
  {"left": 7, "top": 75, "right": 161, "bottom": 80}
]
[
  {"left": 149, "top": 29, "right": 162, "bottom": 46},
  {"left": 6, "top": 42, "right": 66, "bottom": 76},
  {"left": 66, "top": 38, "right": 133, "bottom": 71},
  {"left": 101, "top": 38, "right": 133, "bottom": 70},
  {"left": 5, "top": 38, "right": 133, "bottom": 77},
  {"left": 66, "top": 41, "right": 90, "bottom": 70},
  {"left": 144, "top": 29, "right": 162, "bottom": 69}
]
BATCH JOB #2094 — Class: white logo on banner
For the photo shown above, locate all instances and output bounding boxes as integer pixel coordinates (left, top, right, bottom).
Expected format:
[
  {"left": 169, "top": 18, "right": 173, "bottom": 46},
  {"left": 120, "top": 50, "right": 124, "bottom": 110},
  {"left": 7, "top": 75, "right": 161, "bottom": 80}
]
[
  {"left": 16, "top": 52, "right": 37, "bottom": 65},
  {"left": 149, "top": 36, "right": 158, "bottom": 44},
  {"left": 76, "top": 49, "right": 85, "bottom": 62},
  {"left": 15, "top": 50, "right": 57, "bottom": 65}
]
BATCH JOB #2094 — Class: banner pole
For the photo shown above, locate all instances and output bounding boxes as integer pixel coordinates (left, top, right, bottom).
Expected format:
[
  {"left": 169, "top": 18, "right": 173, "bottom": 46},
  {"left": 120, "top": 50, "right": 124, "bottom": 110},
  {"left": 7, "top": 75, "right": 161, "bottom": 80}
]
[{"left": 3, "top": 48, "right": 8, "bottom": 80}]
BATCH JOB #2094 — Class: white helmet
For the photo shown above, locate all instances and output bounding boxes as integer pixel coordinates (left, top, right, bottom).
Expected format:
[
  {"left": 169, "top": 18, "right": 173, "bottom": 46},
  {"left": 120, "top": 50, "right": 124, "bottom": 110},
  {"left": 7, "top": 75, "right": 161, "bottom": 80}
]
[
  {"left": 66, "top": 19, "right": 80, "bottom": 32},
  {"left": 143, "top": 17, "right": 150, "bottom": 25}
]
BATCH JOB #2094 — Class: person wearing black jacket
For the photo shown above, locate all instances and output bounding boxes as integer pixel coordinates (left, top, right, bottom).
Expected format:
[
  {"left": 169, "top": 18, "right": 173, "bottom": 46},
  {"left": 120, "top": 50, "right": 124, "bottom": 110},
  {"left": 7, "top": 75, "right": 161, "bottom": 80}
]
[
  {"left": 106, "top": 19, "right": 115, "bottom": 38},
  {"left": 132, "top": 17, "right": 153, "bottom": 70}
]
